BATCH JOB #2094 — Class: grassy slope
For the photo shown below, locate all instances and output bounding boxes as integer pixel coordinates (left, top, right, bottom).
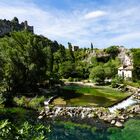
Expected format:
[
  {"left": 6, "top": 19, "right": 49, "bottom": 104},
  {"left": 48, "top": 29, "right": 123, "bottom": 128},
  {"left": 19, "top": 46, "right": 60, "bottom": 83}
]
[
  {"left": 62, "top": 85, "right": 130, "bottom": 100},
  {"left": 58, "top": 85, "right": 131, "bottom": 107}
]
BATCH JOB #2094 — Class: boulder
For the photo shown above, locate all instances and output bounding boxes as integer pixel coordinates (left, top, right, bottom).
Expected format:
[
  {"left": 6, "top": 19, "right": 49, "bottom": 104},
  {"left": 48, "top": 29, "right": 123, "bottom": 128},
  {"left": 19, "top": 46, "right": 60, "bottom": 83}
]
[
  {"left": 115, "top": 121, "right": 123, "bottom": 127},
  {"left": 111, "top": 120, "right": 116, "bottom": 125},
  {"left": 38, "top": 115, "right": 43, "bottom": 119},
  {"left": 88, "top": 113, "right": 94, "bottom": 118}
]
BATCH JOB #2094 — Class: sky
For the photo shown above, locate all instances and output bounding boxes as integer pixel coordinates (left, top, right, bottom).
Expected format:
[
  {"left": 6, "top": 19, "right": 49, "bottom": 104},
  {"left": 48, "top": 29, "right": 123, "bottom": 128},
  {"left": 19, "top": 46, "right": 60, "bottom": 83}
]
[{"left": 0, "top": 0, "right": 140, "bottom": 48}]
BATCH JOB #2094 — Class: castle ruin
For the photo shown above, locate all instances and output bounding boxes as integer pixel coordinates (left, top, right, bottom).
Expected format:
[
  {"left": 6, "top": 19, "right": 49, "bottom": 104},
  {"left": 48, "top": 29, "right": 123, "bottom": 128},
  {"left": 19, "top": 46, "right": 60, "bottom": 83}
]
[{"left": 0, "top": 17, "right": 33, "bottom": 36}]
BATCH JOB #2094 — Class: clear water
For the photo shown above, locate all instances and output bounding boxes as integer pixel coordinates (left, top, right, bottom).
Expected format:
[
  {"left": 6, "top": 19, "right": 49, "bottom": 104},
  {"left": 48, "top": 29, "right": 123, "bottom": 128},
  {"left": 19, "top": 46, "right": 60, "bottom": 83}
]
[
  {"left": 52, "top": 93, "right": 120, "bottom": 107},
  {"left": 109, "top": 96, "right": 139, "bottom": 112},
  {"left": 1, "top": 107, "right": 140, "bottom": 140}
]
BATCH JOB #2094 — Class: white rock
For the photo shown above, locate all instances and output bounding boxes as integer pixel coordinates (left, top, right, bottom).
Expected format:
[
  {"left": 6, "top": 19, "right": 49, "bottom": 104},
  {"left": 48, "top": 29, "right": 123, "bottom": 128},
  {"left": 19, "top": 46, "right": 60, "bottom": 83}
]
[
  {"left": 115, "top": 121, "right": 123, "bottom": 127},
  {"left": 111, "top": 120, "right": 116, "bottom": 125},
  {"left": 38, "top": 115, "right": 43, "bottom": 119}
]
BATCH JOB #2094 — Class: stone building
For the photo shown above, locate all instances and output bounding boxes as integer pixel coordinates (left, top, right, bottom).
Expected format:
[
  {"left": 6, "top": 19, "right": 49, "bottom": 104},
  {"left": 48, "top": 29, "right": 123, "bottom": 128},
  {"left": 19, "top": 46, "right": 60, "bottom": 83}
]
[
  {"left": 118, "top": 53, "right": 133, "bottom": 79},
  {"left": 118, "top": 65, "right": 133, "bottom": 79}
]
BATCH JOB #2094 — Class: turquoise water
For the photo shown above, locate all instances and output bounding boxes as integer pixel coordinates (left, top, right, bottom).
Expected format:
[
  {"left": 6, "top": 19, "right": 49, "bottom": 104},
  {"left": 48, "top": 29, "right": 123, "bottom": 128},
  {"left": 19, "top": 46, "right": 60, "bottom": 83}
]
[
  {"left": 0, "top": 107, "right": 140, "bottom": 140},
  {"left": 48, "top": 118, "right": 140, "bottom": 140},
  {"left": 48, "top": 121, "right": 108, "bottom": 140}
]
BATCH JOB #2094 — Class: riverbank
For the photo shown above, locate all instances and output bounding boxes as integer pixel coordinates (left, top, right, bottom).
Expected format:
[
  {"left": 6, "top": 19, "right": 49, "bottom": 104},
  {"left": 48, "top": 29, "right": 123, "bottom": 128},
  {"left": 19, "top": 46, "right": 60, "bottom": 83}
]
[
  {"left": 52, "top": 84, "right": 131, "bottom": 107},
  {"left": 38, "top": 82, "right": 140, "bottom": 127},
  {"left": 1, "top": 106, "right": 140, "bottom": 140},
  {"left": 39, "top": 103, "right": 140, "bottom": 127}
]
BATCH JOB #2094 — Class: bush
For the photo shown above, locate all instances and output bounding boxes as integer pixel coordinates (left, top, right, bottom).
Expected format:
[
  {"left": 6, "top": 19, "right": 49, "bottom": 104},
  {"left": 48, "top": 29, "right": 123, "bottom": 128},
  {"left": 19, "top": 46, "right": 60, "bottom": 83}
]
[
  {"left": 14, "top": 96, "right": 45, "bottom": 110},
  {"left": 0, "top": 119, "right": 50, "bottom": 140},
  {"left": 111, "top": 76, "right": 123, "bottom": 88},
  {"left": 68, "top": 77, "right": 73, "bottom": 82},
  {"left": 13, "top": 96, "right": 26, "bottom": 107},
  {"left": 0, "top": 120, "right": 13, "bottom": 139},
  {"left": 0, "top": 93, "right": 6, "bottom": 107},
  {"left": 28, "top": 96, "right": 45, "bottom": 110},
  {"left": 90, "top": 65, "right": 105, "bottom": 85}
]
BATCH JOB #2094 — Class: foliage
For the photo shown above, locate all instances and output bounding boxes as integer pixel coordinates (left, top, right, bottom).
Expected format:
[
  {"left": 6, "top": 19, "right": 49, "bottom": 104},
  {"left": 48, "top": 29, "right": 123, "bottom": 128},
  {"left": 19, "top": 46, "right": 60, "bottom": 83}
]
[
  {"left": 68, "top": 42, "right": 75, "bottom": 62},
  {"left": 90, "top": 65, "right": 105, "bottom": 84},
  {"left": 28, "top": 96, "right": 45, "bottom": 110},
  {"left": 111, "top": 75, "right": 124, "bottom": 88},
  {"left": 104, "top": 58, "right": 120, "bottom": 79},
  {"left": 68, "top": 77, "right": 73, "bottom": 82},
  {"left": 0, "top": 119, "right": 50, "bottom": 140},
  {"left": 59, "top": 61, "right": 75, "bottom": 78},
  {"left": 131, "top": 48, "right": 140, "bottom": 81},
  {"left": 91, "top": 43, "right": 93, "bottom": 51},
  {"left": 90, "top": 57, "right": 120, "bottom": 85},
  {"left": 11, "top": 17, "right": 19, "bottom": 24},
  {"left": 105, "top": 46, "right": 120, "bottom": 59},
  {"left": 14, "top": 96, "right": 26, "bottom": 107},
  {"left": 0, "top": 31, "right": 46, "bottom": 92},
  {"left": 13, "top": 96, "right": 45, "bottom": 110},
  {"left": 0, "top": 93, "right": 6, "bottom": 107}
]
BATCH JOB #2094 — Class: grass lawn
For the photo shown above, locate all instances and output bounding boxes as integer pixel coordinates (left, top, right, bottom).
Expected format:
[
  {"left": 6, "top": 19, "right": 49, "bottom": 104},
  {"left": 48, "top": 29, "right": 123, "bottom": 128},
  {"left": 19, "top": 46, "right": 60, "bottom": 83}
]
[
  {"left": 52, "top": 85, "right": 131, "bottom": 107},
  {"left": 124, "top": 81, "right": 140, "bottom": 88}
]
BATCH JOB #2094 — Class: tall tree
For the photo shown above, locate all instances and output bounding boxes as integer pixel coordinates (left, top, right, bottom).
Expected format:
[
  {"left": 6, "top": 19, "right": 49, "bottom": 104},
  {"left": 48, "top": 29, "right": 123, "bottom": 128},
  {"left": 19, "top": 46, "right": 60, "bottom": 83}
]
[
  {"left": 91, "top": 42, "right": 93, "bottom": 52},
  {"left": 68, "top": 42, "right": 75, "bottom": 62}
]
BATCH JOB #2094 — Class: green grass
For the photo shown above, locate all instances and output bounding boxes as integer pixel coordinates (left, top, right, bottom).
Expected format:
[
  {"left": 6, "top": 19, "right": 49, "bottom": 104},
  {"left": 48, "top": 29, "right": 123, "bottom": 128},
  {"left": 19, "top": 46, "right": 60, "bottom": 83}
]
[
  {"left": 108, "top": 118, "right": 140, "bottom": 140},
  {"left": 62, "top": 85, "right": 130, "bottom": 100},
  {"left": 53, "top": 85, "right": 132, "bottom": 107},
  {"left": 124, "top": 81, "right": 140, "bottom": 88}
]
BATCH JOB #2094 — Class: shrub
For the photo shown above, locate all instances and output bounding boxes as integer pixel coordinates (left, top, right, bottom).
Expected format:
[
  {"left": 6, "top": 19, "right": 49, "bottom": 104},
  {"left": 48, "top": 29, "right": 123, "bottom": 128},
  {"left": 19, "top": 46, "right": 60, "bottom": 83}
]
[
  {"left": 0, "top": 93, "right": 6, "bottom": 107},
  {"left": 68, "top": 77, "right": 73, "bottom": 82},
  {"left": 0, "top": 120, "right": 13, "bottom": 139},
  {"left": 0, "top": 119, "right": 50, "bottom": 140},
  {"left": 28, "top": 96, "right": 45, "bottom": 110},
  {"left": 14, "top": 96, "right": 45, "bottom": 110},
  {"left": 13, "top": 96, "right": 26, "bottom": 107},
  {"left": 111, "top": 76, "right": 123, "bottom": 88},
  {"left": 90, "top": 65, "right": 105, "bottom": 85}
]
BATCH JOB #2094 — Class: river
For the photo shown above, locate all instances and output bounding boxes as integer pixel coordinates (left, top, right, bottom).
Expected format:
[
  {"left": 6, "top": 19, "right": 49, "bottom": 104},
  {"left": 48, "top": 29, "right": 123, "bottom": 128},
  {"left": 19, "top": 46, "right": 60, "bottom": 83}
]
[{"left": 109, "top": 96, "right": 139, "bottom": 112}]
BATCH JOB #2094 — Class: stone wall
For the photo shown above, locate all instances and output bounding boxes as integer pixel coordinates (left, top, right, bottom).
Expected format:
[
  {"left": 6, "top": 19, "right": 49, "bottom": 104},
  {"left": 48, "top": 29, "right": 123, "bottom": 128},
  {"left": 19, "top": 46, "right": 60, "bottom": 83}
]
[
  {"left": 0, "top": 18, "right": 33, "bottom": 36},
  {"left": 38, "top": 103, "right": 140, "bottom": 127}
]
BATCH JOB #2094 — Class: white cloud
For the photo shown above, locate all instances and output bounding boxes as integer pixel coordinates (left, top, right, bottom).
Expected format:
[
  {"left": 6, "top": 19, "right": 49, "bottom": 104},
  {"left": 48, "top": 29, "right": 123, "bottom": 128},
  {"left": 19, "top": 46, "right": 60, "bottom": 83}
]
[
  {"left": 84, "top": 10, "right": 107, "bottom": 20},
  {"left": 0, "top": 0, "right": 140, "bottom": 48}
]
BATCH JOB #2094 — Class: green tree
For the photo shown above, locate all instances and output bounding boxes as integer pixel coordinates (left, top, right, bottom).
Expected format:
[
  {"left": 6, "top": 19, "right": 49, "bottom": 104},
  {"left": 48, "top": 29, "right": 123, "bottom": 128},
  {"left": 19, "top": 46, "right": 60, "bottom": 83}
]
[
  {"left": 11, "top": 17, "right": 19, "bottom": 24},
  {"left": 131, "top": 48, "right": 140, "bottom": 81},
  {"left": 68, "top": 42, "right": 75, "bottom": 62},
  {"left": 0, "top": 31, "right": 49, "bottom": 92},
  {"left": 91, "top": 42, "right": 93, "bottom": 52},
  {"left": 59, "top": 61, "right": 75, "bottom": 78},
  {"left": 105, "top": 46, "right": 120, "bottom": 59},
  {"left": 104, "top": 59, "right": 120, "bottom": 79},
  {"left": 90, "top": 65, "right": 105, "bottom": 84}
]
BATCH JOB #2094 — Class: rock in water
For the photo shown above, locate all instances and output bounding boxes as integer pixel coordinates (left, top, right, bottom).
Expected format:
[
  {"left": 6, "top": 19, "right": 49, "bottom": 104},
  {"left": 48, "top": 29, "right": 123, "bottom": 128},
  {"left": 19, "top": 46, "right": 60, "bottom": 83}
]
[
  {"left": 111, "top": 120, "right": 116, "bottom": 125},
  {"left": 115, "top": 121, "right": 123, "bottom": 127}
]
